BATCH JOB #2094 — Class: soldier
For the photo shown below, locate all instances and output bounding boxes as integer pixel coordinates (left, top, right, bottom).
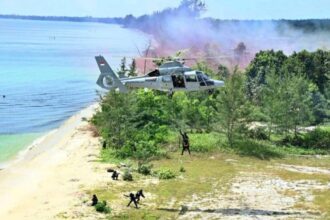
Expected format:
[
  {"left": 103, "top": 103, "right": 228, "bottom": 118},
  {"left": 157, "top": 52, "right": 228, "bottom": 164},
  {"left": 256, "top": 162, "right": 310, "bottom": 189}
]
[
  {"left": 126, "top": 193, "right": 138, "bottom": 208},
  {"left": 102, "top": 140, "right": 107, "bottom": 149},
  {"left": 135, "top": 189, "right": 145, "bottom": 203},
  {"left": 91, "top": 194, "right": 98, "bottom": 206},
  {"left": 111, "top": 170, "right": 119, "bottom": 180},
  {"left": 180, "top": 130, "right": 191, "bottom": 155}
]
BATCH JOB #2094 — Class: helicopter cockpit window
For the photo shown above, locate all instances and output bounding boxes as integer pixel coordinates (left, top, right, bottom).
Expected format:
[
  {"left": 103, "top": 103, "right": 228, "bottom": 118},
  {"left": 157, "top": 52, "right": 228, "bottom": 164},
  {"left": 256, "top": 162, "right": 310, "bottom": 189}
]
[
  {"left": 185, "top": 74, "right": 197, "bottom": 82},
  {"left": 197, "top": 72, "right": 209, "bottom": 80},
  {"left": 196, "top": 71, "right": 213, "bottom": 86}
]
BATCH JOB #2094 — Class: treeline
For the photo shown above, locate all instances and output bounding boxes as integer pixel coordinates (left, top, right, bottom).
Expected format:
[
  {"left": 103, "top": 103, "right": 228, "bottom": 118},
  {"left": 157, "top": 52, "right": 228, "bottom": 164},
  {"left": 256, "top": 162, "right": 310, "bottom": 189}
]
[
  {"left": 2, "top": 1, "right": 330, "bottom": 34},
  {"left": 92, "top": 49, "right": 329, "bottom": 160},
  {"left": 107, "top": 1, "right": 330, "bottom": 33},
  {"left": 0, "top": 14, "right": 122, "bottom": 23},
  {"left": 246, "top": 49, "right": 329, "bottom": 125}
]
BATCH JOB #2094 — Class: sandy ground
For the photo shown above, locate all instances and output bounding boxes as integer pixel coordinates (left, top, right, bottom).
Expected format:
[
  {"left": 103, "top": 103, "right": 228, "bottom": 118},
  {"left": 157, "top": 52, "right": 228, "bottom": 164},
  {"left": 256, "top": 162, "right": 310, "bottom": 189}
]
[{"left": 0, "top": 104, "right": 106, "bottom": 220}]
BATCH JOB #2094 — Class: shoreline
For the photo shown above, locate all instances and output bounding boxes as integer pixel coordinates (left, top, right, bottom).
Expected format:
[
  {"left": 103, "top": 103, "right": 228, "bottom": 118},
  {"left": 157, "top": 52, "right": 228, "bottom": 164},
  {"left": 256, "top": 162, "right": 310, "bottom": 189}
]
[
  {"left": 0, "top": 103, "right": 98, "bottom": 170},
  {"left": 0, "top": 130, "right": 55, "bottom": 170},
  {"left": 0, "top": 102, "right": 105, "bottom": 219}
]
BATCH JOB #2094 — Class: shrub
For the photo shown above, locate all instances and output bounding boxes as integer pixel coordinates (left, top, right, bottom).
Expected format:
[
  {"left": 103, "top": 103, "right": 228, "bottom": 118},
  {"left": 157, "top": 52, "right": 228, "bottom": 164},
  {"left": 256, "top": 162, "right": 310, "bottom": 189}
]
[
  {"left": 302, "top": 128, "right": 330, "bottom": 149},
  {"left": 247, "top": 127, "right": 269, "bottom": 140},
  {"left": 113, "top": 140, "right": 167, "bottom": 160},
  {"left": 281, "top": 135, "right": 304, "bottom": 146},
  {"left": 234, "top": 139, "right": 283, "bottom": 160},
  {"left": 156, "top": 168, "right": 176, "bottom": 180},
  {"left": 189, "top": 132, "right": 220, "bottom": 152},
  {"left": 134, "top": 141, "right": 164, "bottom": 160},
  {"left": 123, "top": 169, "right": 133, "bottom": 181},
  {"left": 137, "top": 162, "right": 153, "bottom": 175},
  {"left": 179, "top": 166, "right": 186, "bottom": 173},
  {"left": 95, "top": 201, "right": 111, "bottom": 214},
  {"left": 281, "top": 128, "right": 330, "bottom": 150}
]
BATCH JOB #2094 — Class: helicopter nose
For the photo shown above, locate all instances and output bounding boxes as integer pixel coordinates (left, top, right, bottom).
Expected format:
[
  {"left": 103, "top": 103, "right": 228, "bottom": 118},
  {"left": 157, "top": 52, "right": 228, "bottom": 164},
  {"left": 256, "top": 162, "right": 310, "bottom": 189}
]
[{"left": 214, "top": 80, "right": 224, "bottom": 87}]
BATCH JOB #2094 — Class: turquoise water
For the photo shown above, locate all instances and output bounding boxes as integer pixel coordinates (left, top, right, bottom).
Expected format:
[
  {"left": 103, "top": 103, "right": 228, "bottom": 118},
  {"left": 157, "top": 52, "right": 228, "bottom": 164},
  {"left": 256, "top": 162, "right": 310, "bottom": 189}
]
[
  {"left": 0, "top": 18, "right": 148, "bottom": 163},
  {"left": 0, "top": 133, "right": 42, "bottom": 163}
]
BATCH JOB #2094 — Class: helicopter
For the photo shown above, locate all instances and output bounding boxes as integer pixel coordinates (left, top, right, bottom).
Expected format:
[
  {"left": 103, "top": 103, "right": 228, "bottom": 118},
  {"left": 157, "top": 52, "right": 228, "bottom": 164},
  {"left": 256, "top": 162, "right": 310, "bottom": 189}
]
[{"left": 95, "top": 55, "right": 224, "bottom": 95}]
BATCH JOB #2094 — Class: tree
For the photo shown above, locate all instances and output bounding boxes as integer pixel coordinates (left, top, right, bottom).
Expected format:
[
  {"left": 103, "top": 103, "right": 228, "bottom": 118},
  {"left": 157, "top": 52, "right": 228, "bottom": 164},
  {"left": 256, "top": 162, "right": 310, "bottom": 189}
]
[
  {"left": 128, "top": 59, "right": 137, "bottom": 77},
  {"left": 261, "top": 71, "right": 314, "bottom": 137},
  {"left": 118, "top": 57, "right": 127, "bottom": 78},
  {"left": 92, "top": 91, "right": 136, "bottom": 149},
  {"left": 283, "top": 73, "right": 314, "bottom": 137},
  {"left": 178, "top": 0, "right": 206, "bottom": 17},
  {"left": 287, "top": 50, "right": 330, "bottom": 98},
  {"left": 217, "top": 64, "right": 230, "bottom": 80},
  {"left": 216, "top": 68, "right": 248, "bottom": 146},
  {"left": 246, "top": 50, "right": 287, "bottom": 104}
]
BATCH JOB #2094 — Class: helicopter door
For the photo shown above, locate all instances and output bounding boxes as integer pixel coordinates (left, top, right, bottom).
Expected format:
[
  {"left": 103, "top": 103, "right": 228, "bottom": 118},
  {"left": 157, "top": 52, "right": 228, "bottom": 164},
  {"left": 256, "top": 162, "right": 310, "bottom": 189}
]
[
  {"left": 184, "top": 72, "right": 199, "bottom": 90},
  {"left": 171, "top": 74, "right": 185, "bottom": 88}
]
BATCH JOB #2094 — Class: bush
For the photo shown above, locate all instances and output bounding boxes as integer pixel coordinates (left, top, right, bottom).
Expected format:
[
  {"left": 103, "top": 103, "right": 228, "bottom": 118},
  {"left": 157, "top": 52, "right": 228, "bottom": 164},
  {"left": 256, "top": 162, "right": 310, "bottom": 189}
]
[
  {"left": 137, "top": 162, "right": 153, "bottom": 175},
  {"left": 95, "top": 201, "right": 111, "bottom": 214},
  {"left": 281, "top": 128, "right": 330, "bottom": 150},
  {"left": 189, "top": 132, "right": 220, "bottom": 152},
  {"left": 281, "top": 135, "right": 304, "bottom": 146},
  {"left": 156, "top": 168, "right": 176, "bottom": 180},
  {"left": 134, "top": 141, "right": 166, "bottom": 160},
  {"left": 123, "top": 169, "right": 133, "bottom": 181},
  {"left": 113, "top": 140, "right": 167, "bottom": 160},
  {"left": 234, "top": 139, "right": 283, "bottom": 160},
  {"left": 302, "top": 128, "right": 330, "bottom": 149},
  {"left": 247, "top": 127, "right": 269, "bottom": 140},
  {"left": 179, "top": 166, "right": 186, "bottom": 173}
]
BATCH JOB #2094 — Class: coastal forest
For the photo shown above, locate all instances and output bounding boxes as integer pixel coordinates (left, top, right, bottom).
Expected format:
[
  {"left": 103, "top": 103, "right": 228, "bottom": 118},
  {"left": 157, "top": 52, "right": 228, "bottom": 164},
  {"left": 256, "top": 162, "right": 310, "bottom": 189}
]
[
  {"left": 91, "top": 0, "right": 329, "bottom": 161},
  {"left": 89, "top": 1, "right": 330, "bottom": 218},
  {"left": 90, "top": 50, "right": 330, "bottom": 219},
  {"left": 92, "top": 49, "right": 330, "bottom": 161}
]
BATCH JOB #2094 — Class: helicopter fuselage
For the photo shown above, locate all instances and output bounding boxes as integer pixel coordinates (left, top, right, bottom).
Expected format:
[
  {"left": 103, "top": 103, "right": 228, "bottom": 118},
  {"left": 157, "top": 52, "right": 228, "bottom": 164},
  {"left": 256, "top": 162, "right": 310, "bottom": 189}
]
[
  {"left": 121, "top": 71, "right": 224, "bottom": 92},
  {"left": 95, "top": 55, "right": 224, "bottom": 93}
]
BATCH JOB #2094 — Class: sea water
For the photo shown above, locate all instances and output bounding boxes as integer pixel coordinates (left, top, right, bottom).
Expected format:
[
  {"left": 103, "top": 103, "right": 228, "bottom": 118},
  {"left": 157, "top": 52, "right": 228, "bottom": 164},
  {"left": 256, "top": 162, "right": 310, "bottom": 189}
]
[{"left": 0, "top": 18, "right": 149, "bottom": 164}]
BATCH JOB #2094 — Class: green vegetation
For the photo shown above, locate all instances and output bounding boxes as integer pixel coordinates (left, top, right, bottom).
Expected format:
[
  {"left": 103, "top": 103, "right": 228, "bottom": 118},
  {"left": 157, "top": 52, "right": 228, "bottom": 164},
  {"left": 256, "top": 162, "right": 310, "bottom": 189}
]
[
  {"left": 179, "top": 166, "right": 186, "bottom": 173},
  {"left": 137, "top": 162, "right": 153, "bottom": 176},
  {"left": 122, "top": 169, "right": 133, "bottom": 181},
  {"left": 87, "top": 152, "right": 330, "bottom": 219},
  {"left": 92, "top": 50, "right": 330, "bottom": 161},
  {"left": 155, "top": 168, "right": 176, "bottom": 180},
  {"left": 95, "top": 201, "right": 111, "bottom": 214},
  {"left": 246, "top": 49, "right": 329, "bottom": 126},
  {"left": 89, "top": 153, "right": 238, "bottom": 219}
]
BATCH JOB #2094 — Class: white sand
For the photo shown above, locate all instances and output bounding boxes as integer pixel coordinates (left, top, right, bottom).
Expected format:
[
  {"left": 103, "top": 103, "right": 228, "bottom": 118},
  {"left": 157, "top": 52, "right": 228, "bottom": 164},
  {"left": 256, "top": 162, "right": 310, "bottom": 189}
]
[{"left": 0, "top": 104, "right": 105, "bottom": 220}]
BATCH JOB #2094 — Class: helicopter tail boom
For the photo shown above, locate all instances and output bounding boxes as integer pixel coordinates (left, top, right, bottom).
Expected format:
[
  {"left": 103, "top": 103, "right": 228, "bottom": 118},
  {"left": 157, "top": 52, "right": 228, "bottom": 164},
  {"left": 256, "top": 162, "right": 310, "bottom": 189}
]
[{"left": 95, "top": 56, "right": 128, "bottom": 92}]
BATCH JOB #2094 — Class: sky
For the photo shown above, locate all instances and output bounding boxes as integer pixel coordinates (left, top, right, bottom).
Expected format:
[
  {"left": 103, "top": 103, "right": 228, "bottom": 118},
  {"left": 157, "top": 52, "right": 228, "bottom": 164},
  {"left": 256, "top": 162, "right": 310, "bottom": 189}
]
[{"left": 0, "top": 0, "right": 329, "bottom": 20}]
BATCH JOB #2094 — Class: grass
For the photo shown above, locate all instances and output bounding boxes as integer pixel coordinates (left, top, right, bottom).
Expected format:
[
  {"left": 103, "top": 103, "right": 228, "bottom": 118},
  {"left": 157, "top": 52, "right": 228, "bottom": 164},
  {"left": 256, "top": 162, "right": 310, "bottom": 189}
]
[
  {"left": 271, "top": 169, "right": 330, "bottom": 184},
  {"left": 88, "top": 153, "right": 239, "bottom": 219},
  {"left": 87, "top": 151, "right": 330, "bottom": 219},
  {"left": 88, "top": 130, "right": 330, "bottom": 219},
  {"left": 313, "top": 189, "right": 330, "bottom": 219}
]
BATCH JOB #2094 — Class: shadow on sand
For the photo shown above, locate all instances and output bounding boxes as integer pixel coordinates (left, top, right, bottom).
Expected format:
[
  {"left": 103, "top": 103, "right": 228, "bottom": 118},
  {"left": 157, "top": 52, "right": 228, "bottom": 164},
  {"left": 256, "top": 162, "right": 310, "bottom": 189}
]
[{"left": 157, "top": 207, "right": 308, "bottom": 217}]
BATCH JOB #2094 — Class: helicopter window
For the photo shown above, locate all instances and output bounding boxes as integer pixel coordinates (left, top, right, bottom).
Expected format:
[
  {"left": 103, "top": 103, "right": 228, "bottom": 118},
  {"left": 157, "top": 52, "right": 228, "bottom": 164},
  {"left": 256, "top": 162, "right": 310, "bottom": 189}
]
[
  {"left": 162, "top": 75, "right": 172, "bottom": 82},
  {"left": 172, "top": 74, "right": 185, "bottom": 88},
  {"left": 196, "top": 71, "right": 212, "bottom": 86},
  {"left": 147, "top": 69, "right": 160, "bottom": 77},
  {"left": 196, "top": 72, "right": 203, "bottom": 82},
  {"left": 185, "top": 75, "right": 197, "bottom": 82}
]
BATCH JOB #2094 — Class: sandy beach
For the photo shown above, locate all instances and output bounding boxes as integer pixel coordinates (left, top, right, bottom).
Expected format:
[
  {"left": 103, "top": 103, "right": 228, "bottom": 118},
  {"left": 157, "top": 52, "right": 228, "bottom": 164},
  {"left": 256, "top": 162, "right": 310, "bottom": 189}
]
[{"left": 0, "top": 104, "right": 105, "bottom": 220}]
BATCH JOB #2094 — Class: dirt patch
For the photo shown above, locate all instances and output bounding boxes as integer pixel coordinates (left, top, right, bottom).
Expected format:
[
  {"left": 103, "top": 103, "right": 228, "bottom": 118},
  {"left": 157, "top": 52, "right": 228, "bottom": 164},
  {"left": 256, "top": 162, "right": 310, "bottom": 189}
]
[
  {"left": 174, "top": 173, "right": 322, "bottom": 220},
  {"left": 276, "top": 164, "right": 330, "bottom": 175}
]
